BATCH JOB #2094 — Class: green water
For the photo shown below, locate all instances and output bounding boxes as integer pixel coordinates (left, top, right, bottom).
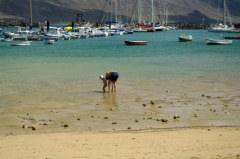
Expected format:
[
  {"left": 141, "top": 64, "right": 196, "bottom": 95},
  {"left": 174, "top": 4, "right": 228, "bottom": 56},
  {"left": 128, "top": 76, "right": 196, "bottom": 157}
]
[{"left": 0, "top": 29, "right": 240, "bottom": 108}]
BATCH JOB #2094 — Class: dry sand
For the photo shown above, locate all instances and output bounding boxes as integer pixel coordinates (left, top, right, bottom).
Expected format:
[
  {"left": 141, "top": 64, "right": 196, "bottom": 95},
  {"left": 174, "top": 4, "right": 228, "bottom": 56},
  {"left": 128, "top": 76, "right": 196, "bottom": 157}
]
[{"left": 0, "top": 126, "right": 240, "bottom": 159}]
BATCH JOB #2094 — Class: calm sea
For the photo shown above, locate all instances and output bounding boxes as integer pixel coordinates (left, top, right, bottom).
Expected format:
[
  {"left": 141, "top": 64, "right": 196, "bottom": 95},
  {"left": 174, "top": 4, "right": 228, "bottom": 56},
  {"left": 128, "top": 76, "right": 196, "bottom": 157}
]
[{"left": 0, "top": 28, "right": 240, "bottom": 108}]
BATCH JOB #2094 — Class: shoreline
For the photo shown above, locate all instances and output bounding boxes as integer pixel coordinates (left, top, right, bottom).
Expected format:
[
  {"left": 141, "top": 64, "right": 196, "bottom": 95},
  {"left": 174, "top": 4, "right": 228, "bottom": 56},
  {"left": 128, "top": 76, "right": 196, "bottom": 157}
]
[
  {"left": 0, "top": 126, "right": 239, "bottom": 159},
  {"left": 1, "top": 80, "right": 240, "bottom": 135}
]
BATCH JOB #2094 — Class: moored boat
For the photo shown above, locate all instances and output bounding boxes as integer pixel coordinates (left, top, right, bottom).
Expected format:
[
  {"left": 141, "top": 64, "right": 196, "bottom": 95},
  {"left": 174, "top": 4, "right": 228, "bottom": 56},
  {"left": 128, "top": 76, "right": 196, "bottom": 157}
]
[
  {"left": 124, "top": 40, "right": 148, "bottom": 45},
  {"left": 205, "top": 38, "right": 232, "bottom": 45},
  {"left": 224, "top": 35, "right": 240, "bottom": 39},
  {"left": 178, "top": 34, "right": 193, "bottom": 42},
  {"left": 132, "top": 28, "right": 147, "bottom": 32},
  {"left": 44, "top": 39, "right": 55, "bottom": 44},
  {"left": 146, "top": 28, "right": 155, "bottom": 32},
  {"left": 11, "top": 41, "right": 31, "bottom": 46}
]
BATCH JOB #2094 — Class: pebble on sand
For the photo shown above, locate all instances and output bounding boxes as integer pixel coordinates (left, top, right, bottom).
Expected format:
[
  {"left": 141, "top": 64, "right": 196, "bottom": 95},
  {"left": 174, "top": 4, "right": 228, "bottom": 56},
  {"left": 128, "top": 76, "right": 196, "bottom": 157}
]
[
  {"left": 161, "top": 119, "right": 168, "bottom": 122},
  {"left": 63, "top": 124, "right": 68, "bottom": 127},
  {"left": 173, "top": 115, "right": 181, "bottom": 119},
  {"left": 150, "top": 100, "right": 155, "bottom": 105}
]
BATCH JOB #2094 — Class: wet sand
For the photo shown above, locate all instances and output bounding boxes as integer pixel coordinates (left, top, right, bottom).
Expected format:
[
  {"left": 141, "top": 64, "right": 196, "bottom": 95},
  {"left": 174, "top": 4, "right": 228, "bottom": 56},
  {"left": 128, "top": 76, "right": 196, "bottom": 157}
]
[{"left": 0, "top": 80, "right": 240, "bottom": 158}]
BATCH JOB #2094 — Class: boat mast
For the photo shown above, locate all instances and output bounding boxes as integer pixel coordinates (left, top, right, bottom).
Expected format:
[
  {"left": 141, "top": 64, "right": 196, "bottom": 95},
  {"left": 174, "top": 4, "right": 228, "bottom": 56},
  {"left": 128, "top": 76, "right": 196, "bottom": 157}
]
[
  {"left": 115, "top": 0, "right": 118, "bottom": 22},
  {"left": 110, "top": 0, "right": 113, "bottom": 21},
  {"left": 30, "top": 0, "right": 33, "bottom": 29},
  {"left": 166, "top": 5, "right": 168, "bottom": 25},
  {"left": 151, "top": 0, "right": 154, "bottom": 24},
  {"left": 163, "top": 0, "right": 166, "bottom": 25},
  {"left": 223, "top": 0, "right": 226, "bottom": 25},
  {"left": 138, "top": 0, "right": 142, "bottom": 23},
  {"left": 126, "top": 0, "right": 128, "bottom": 24},
  {"left": 217, "top": 0, "right": 220, "bottom": 24}
]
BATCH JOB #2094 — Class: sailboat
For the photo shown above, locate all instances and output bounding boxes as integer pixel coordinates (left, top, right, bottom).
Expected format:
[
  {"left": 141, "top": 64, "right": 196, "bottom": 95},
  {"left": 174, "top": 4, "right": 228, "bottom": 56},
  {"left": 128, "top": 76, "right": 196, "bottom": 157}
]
[{"left": 208, "top": 0, "right": 234, "bottom": 32}]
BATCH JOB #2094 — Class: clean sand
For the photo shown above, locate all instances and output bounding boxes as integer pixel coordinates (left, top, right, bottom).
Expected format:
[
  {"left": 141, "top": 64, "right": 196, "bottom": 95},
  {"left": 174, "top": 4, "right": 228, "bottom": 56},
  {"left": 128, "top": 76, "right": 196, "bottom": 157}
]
[{"left": 0, "top": 127, "right": 240, "bottom": 159}]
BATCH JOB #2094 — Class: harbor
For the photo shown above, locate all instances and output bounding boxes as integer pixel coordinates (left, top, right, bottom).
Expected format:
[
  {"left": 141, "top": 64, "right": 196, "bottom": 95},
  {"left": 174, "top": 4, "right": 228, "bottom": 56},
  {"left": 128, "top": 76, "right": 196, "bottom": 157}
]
[{"left": 1, "top": 0, "right": 240, "bottom": 159}]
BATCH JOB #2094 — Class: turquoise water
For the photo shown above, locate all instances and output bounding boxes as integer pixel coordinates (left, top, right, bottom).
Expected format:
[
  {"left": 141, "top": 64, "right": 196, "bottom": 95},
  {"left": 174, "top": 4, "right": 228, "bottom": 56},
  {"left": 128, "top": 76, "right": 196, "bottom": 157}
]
[{"left": 0, "top": 29, "right": 240, "bottom": 108}]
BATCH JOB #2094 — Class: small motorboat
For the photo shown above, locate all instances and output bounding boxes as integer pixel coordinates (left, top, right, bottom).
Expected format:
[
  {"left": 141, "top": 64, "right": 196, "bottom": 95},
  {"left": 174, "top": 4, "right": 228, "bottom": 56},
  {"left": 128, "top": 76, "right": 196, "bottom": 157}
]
[
  {"left": 126, "top": 30, "right": 133, "bottom": 34},
  {"left": 146, "top": 28, "right": 155, "bottom": 32},
  {"left": 132, "top": 28, "right": 147, "bottom": 32},
  {"left": 2, "top": 37, "right": 13, "bottom": 42},
  {"left": 44, "top": 39, "right": 55, "bottom": 44},
  {"left": 206, "top": 38, "right": 232, "bottom": 45},
  {"left": 178, "top": 34, "right": 193, "bottom": 42},
  {"left": 224, "top": 35, "right": 240, "bottom": 39},
  {"left": 124, "top": 40, "right": 148, "bottom": 45},
  {"left": 11, "top": 41, "right": 31, "bottom": 46}
]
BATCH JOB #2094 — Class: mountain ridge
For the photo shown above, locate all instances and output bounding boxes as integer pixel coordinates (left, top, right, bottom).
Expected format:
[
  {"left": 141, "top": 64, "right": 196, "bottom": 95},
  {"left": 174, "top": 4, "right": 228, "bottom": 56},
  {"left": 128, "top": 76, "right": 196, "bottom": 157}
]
[{"left": 0, "top": 0, "right": 239, "bottom": 24}]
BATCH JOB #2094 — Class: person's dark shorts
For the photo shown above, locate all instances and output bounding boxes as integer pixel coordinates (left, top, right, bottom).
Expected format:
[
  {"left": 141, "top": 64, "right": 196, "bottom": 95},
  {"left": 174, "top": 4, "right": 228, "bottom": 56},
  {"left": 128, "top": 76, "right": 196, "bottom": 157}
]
[{"left": 109, "top": 72, "right": 119, "bottom": 81}]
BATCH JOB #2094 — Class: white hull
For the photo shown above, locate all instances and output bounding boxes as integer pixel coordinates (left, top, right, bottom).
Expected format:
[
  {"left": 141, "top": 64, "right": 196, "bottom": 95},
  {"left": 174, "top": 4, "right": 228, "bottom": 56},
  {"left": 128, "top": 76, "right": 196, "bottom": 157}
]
[
  {"left": 178, "top": 34, "right": 193, "bottom": 42},
  {"left": 11, "top": 41, "right": 31, "bottom": 46},
  {"left": 206, "top": 38, "right": 232, "bottom": 45},
  {"left": 44, "top": 39, "right": 55, "bottom": 44}
]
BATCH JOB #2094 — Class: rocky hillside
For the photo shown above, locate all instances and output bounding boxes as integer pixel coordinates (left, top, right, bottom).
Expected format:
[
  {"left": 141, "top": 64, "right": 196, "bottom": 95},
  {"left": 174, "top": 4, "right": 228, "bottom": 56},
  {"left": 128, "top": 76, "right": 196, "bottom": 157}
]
[{"left": 0, "top": 0, "right": 239, "bottom": 24}]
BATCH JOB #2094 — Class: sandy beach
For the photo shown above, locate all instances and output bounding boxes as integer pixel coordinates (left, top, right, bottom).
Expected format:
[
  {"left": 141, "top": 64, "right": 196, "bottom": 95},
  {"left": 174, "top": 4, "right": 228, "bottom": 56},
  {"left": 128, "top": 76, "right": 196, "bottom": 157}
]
[
  {"left": 0, "top": 80, "right": 240, "bottom": 158},
  {"left": 0, "top": 126, "right": 240, "bottom": 159}
]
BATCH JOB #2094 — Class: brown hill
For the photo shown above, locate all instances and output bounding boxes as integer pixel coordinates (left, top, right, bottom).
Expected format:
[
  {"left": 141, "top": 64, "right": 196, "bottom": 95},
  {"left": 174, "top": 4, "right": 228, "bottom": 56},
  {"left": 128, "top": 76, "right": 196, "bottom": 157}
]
[{"left": 0, "top": 0, "right": 239, "bottom": 24}]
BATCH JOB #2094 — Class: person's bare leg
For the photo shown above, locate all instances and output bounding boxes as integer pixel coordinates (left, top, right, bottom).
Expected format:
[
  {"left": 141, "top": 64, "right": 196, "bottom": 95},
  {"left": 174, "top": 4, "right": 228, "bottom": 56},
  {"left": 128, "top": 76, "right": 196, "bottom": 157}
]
[
  {"left": 113, "top": 82, "right": 117, "bottom": 92},
  {"left": 107, "top": 80, "right": 111, "bottom": 93},
  {"left": 111, "top": 82, "right": 114, "bottom": 93}
]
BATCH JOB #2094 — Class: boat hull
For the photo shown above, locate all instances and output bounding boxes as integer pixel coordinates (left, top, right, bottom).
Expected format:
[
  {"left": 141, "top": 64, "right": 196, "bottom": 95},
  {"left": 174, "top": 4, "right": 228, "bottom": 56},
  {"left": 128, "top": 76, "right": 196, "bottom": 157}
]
[
  {"left": 178, "top": 37, "right": 192, "bottom": 42},
  {"left": 124, "top": 41, "right": 147, "bottom": 45},
  {"left": 44, "top": 40, "right": 55, "bottom": 44},
  {"left": 11, "top": 41, "right": 31, "bottom": 46},
  {"left": 178, "top": 34, "right": 193, "bottom": 42},
  {"left": 224, "top": 36, "right": 240, "bottom": 39},
  {"left": 206, "top": 39, "right": 232, "bottom": 45},
  {"left": 11, "top": 44, "right": 30, "bottom": 46}
]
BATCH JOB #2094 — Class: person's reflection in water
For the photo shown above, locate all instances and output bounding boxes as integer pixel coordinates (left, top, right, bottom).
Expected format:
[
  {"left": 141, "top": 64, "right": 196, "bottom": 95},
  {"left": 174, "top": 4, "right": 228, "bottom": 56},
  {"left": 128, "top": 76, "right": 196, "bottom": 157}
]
[{"left": 102, "top": 93, "right": 118, "bottom": 108}]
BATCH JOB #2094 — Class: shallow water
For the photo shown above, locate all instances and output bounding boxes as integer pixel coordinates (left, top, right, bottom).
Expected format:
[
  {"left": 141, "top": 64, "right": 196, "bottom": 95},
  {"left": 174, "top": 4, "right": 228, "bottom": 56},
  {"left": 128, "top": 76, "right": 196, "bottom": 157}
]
[{"left": 0, "top": 29, "right": 240, "bottom": 134}]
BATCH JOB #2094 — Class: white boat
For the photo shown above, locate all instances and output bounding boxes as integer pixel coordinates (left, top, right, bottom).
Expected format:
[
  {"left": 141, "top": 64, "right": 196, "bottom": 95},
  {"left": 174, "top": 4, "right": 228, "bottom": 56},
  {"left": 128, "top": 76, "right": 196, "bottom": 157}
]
[
  {"left": 178, "top": 34, "right": 193, "bottom": 42},
  {"left": 44, "top": 39, "right": 54, "bottom": 44},
  {"left": 208, "top": 23, "right": 234, "bottom": 32},
  {"left": 2, "top": 37, "right": 13, "bottom": 42},
  {"left": 132, "top": 27, "right": 147, "bottom": 32},
  {"left": 208, "top": 0, "right": 235, "bottom": 32},
  {"left": 11, "top": 41, "right": 31, "bottom": 46},
  {"left": 153, "top": 26, "right": 166, "bottom": 32},
  {"left": 205, "top": 38, "right": 232, "bottom": 45}
]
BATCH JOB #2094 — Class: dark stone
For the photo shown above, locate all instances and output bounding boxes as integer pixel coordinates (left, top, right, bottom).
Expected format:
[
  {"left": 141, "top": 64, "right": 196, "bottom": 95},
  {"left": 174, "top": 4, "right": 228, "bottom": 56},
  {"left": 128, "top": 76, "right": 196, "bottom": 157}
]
[{"left": 161, "top": 119, "right": 168, "bottom": 122}]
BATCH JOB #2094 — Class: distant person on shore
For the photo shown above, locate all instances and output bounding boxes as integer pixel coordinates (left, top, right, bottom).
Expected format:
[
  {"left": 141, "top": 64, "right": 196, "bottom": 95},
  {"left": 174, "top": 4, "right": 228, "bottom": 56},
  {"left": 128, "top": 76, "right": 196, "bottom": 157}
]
[{"left": 99, "top": 70, "right": 119, "bottom": 93}]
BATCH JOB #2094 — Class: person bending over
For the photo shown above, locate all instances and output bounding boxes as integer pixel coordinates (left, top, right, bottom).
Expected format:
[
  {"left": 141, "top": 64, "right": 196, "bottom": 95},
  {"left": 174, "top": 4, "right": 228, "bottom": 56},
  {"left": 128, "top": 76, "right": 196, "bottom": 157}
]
[{"left": 99, "top": 70, "right": 119, "bottom": 93}]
